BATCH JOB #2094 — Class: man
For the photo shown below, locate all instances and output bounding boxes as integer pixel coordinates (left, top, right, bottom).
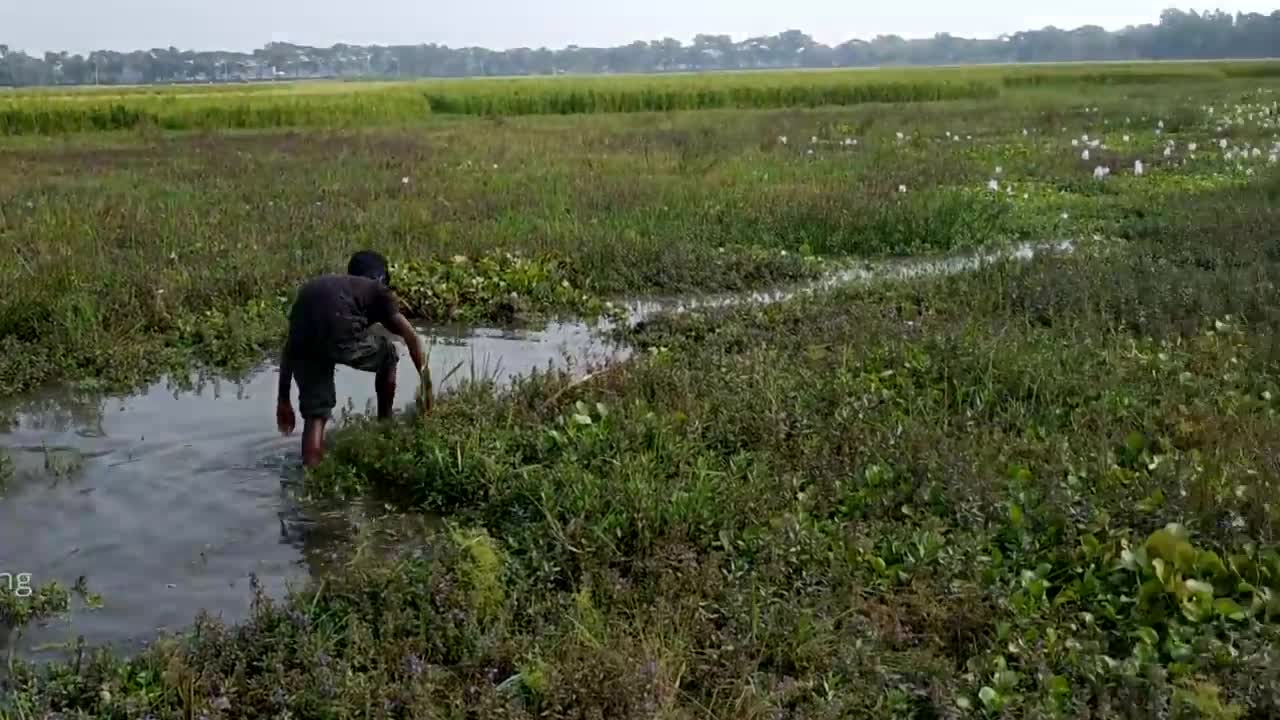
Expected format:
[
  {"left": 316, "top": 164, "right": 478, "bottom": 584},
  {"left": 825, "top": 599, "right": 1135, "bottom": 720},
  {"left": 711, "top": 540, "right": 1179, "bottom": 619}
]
[{"left": 276, "top": 250, "right": 429, "bottom": 467}]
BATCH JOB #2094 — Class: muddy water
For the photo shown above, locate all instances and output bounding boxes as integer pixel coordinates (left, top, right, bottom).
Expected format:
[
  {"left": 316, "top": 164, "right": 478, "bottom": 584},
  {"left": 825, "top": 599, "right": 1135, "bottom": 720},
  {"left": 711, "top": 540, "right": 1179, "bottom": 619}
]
[
  {"left": 0, "top": 241, "right": 1073, "bottom": 662},
  {"left": 0, "top": 321, "right": 627, "bottom": 661}
]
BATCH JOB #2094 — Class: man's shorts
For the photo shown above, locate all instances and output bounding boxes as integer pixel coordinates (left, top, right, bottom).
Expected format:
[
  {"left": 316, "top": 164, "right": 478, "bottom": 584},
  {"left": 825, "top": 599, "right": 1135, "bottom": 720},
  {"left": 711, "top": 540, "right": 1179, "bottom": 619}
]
[{"left": 294, "top": 332, "right": 399, "bottom": 420}]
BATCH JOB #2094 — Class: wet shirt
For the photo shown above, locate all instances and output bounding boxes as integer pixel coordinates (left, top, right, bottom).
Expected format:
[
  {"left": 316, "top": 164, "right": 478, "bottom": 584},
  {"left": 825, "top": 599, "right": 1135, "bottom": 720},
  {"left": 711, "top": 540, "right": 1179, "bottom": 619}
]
[{"left": 286, "top": 274, "right": 400, "bottom": 357}]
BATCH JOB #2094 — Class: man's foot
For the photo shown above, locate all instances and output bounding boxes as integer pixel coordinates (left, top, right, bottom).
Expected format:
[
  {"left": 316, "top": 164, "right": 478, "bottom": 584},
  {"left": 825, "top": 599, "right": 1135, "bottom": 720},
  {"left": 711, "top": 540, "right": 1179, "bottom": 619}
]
[{"left": 302, "top": 417, "right": 327, "bottom": 467}]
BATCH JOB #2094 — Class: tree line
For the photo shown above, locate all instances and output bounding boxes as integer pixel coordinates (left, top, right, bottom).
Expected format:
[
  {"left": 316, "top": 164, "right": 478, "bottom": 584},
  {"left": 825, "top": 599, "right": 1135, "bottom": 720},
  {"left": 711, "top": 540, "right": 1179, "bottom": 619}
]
[{"left": 1, "top": 8, "right": 1278, "bottom": 87}]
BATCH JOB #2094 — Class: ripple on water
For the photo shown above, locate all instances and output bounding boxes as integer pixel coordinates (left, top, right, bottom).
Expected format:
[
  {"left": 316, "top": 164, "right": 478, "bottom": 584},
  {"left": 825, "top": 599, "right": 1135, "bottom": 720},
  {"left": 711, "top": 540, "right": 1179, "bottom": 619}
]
[{"left": 0, "top": 320, "right": 625, "bottom": 661}]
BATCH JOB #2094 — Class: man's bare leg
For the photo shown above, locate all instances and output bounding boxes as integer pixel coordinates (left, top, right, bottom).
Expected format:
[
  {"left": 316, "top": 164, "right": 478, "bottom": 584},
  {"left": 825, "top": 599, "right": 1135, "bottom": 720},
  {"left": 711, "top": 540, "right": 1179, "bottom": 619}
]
[
  {"left": 302, "top": 417, "right": 327, "bottom": 468},
  {"left": 375, "top": 366, "right": 396, "bottom": 420}
]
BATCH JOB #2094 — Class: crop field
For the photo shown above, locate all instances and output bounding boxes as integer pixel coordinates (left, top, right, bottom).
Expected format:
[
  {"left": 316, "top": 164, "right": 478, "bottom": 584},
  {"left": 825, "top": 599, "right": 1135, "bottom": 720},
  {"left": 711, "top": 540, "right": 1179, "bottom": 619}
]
[{"left": 2, "top": 62, "right": 1280, "bottom": 717}]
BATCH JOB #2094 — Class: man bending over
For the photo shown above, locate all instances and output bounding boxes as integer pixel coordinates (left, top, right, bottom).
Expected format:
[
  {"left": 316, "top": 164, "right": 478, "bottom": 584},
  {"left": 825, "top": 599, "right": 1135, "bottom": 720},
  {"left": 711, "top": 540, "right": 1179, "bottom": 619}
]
[{"left": 276, "top": 250, "right": 429, "bottom": 467}]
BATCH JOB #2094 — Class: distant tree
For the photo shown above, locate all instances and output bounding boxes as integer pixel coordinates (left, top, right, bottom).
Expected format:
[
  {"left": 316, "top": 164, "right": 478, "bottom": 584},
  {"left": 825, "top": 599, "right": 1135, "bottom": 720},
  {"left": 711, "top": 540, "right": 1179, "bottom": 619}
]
[{"left": 2, "top": 9, "right": 1279, "bottom": 86}]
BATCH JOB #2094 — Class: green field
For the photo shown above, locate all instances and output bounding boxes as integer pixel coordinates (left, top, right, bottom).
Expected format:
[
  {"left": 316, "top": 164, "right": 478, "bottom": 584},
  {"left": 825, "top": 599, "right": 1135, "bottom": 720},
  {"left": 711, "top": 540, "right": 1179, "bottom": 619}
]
[
  {"left": 2, "top": 61, "right": 1279, "bottom": 134},
  {"left": 3, "top": 62, "right": 1280, "bottom": 717}
]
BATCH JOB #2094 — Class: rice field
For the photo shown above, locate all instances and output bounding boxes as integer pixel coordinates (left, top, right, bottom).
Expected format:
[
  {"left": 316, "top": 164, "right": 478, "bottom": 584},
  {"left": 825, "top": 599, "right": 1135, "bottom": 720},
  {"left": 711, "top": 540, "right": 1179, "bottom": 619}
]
[
  {"left": 3, "top": 61, "right": 1279, "bottom": 135},
  {"left": 2, "top": 62, "right": 1280, "bottom": 717}
]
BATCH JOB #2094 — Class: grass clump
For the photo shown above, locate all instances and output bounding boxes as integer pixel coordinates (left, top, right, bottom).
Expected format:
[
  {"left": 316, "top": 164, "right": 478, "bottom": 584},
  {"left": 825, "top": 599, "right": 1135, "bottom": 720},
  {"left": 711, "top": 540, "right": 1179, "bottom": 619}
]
[{"left": 390, "top": 250, "right": 625, "bottom": 324}]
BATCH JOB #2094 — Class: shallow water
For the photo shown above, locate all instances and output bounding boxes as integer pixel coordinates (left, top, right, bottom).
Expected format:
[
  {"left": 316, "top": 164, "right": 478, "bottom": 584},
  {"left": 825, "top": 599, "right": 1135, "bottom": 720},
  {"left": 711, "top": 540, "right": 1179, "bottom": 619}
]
[
  {"left": 0, "top": 240, "right": 1073, "bottom": 662},
  {"left": 0, "top": 321, "right": 626, "bottom": 661}
]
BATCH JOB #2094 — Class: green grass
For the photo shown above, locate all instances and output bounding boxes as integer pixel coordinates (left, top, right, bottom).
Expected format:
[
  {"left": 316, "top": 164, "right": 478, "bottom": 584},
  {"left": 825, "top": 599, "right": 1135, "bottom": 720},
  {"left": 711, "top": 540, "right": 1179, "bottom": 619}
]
[
  {"left": 2, "top": 76, "right": 1277, "bottom": 400},
  {"left": 5, "top": 167, "right": 1280, "bottom": 717}
]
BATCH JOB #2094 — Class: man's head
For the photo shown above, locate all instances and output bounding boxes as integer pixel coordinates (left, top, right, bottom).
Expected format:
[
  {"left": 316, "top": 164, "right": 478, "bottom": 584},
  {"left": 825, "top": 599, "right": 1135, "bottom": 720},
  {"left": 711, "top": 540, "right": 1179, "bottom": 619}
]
[{"left": 348, "top": 250, "right": 391, "bottom": 286}]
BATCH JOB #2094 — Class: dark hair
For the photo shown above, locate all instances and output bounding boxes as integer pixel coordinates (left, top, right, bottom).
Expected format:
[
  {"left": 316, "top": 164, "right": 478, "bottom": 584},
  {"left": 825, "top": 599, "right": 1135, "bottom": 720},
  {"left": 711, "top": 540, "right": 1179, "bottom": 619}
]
[{"left": 348, "top": 250, "right": 390, "bottom": 286}]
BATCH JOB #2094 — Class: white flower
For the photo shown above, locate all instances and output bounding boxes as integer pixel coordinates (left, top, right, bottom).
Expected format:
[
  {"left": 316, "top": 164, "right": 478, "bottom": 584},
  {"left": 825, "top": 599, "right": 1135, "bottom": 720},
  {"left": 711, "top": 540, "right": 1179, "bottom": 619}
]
[
  {"left": 1089, "top": 139, "right": 1101, "bottom": 148},
  {"left": 1071, "top": 139, "right": 1080, "bottom": 147},
  {"left": 1081, "top": 134, "right": 1089, "bottom": 142},
  {"left": 1061, "top": 212, "right": 1070, "bottom": 219},
  {"left": 807, "top": 149, "right": 815, "bottom": 155},
  {"left": 1188, "top": 142, "right": 1198, "bottom": 152},
  {"left": 401, "top": 176, "right": 410, "bottom": 184},
  {"left": 1158, "top": 120, "right": 1165, "bottom": 128},
  {"left": 1134, "top": 159, "right": 1144, "bottom": 176},
  {"left": 1247, "top": 167, "right": 1256, "bottom": 176},
  {"left": 1164, "top": 146, "right": 1173, "bottom": 158},
  {"left": 1252, "top": 148, "right": 1262, "bottom": 158},
  {"left": 945, "top": 131, "right": 952, "bottom": 137},
  {"left": 1093, "top": 165, "right": 1110, "bottom": 180},
  {"left": 1270, "top": 153, "right": 1278, "bottom": 164},
  {"left": 1023, "top": 193, "right": 1029, "bottom": 199},
  {"left": 987, "top": 179, "right": 999, "bottom": 192},
  {"left": 995, "top": 166, "right": 1004, "bottom": 175},
  {"left": 967, "top": 135, "right": 972, "bottom": 140},
  {"left": 1022, "top": 128, "right": 1029, "bottom": 136},
  {"left": 811, "top": 136, "right": 818, "bottom": 144},
  {"left": 1220, "top": 138, "right": 1229, "bottom": 149},
  {"left": 896, "top": 131, "right": 905, "bottom": 140},
  {"left": 1122, "top": 134, "right": 1131, "bottom": 142},
  {"left": 897, "top": 184, "right": 907, "bottom": 193},
  {"left": 1081, "top": 149, "right": 1090, "bottom": 161},
  {"left": 778, "top": 135, "right": 788, "bottom": 145}
]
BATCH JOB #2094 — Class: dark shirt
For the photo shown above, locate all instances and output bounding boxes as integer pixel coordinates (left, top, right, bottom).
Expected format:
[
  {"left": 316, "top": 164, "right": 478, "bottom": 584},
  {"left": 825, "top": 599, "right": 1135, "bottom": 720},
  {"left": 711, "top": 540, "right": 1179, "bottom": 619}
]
[{"left": 286, "top": 274, "right": 400, "bottom": 357}]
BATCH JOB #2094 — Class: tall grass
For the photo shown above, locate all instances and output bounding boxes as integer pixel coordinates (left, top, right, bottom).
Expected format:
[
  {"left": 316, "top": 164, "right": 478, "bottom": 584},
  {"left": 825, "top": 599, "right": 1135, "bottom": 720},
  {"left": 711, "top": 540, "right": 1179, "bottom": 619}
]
[
  {"left": 423, "top": 79, "right": 998, "bottom": 115},
  {"left": 0, "top": 90, "right": 432, "bottom": 135},
  {"left": 3, "top": 60, "right": 1279, "bottom": 134}
]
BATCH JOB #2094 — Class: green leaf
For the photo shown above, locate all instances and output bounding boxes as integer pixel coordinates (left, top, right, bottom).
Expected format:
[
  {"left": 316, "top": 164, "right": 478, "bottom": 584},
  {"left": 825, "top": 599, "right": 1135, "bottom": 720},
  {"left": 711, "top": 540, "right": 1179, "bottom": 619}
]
[
  {"left": 1048, "top": 674, "right": 1071, "bottom": 697},
  {"left": 1184, "top": 579, "right": 1214, "bottom": 596},
  {"left": 1133, "top": 626, "right": 1159, "bottom": 646},
  {"left": 978, "top": 686, "right": 999, "bottom": 708},
  {"left": 1215, "top": 598, "right": 1248, "bottom": 621},
  {"left": 1009, "top": 503, "right": 1024, "bottom": 527}
]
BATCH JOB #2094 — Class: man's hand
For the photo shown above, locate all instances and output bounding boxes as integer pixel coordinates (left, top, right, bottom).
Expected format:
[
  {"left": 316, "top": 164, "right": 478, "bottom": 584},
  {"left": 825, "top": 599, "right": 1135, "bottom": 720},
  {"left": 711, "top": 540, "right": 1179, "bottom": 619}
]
[
  {"left": 277, "top": 401, "right": 297, "bottom": 435},
  {"left": 388, "top": 312, "right": 431, "bottom": 417}
]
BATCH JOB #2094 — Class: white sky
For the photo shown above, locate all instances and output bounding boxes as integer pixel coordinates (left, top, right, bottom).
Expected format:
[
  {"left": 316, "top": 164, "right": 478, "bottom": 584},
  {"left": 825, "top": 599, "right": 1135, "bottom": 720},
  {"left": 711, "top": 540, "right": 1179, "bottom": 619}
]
[{"left": 3, "top": 1, "right": 1276, "bottom": 55}]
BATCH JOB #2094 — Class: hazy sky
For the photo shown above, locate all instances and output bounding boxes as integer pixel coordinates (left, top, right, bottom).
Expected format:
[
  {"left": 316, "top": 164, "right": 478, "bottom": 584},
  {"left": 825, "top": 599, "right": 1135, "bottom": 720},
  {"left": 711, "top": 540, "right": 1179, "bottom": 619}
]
[{"left": 5, "top": 0, "right": 1277, "bottom": 55}]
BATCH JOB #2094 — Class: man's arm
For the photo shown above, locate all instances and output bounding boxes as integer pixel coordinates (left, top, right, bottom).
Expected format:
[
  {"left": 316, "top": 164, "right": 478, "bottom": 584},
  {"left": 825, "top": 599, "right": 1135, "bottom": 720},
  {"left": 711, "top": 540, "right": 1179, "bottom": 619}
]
[
  {"left": 386, "top": 312, "right": 430, "bottom": 413},
  {"left": 387, "top": 312, "right": 425, "bottom": 372},
  {"left": 278, "top": 338, "right": 294, "bottom": 404},
  {"left": 276, "top": 338, "right": 297, "bottom": 434}
]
